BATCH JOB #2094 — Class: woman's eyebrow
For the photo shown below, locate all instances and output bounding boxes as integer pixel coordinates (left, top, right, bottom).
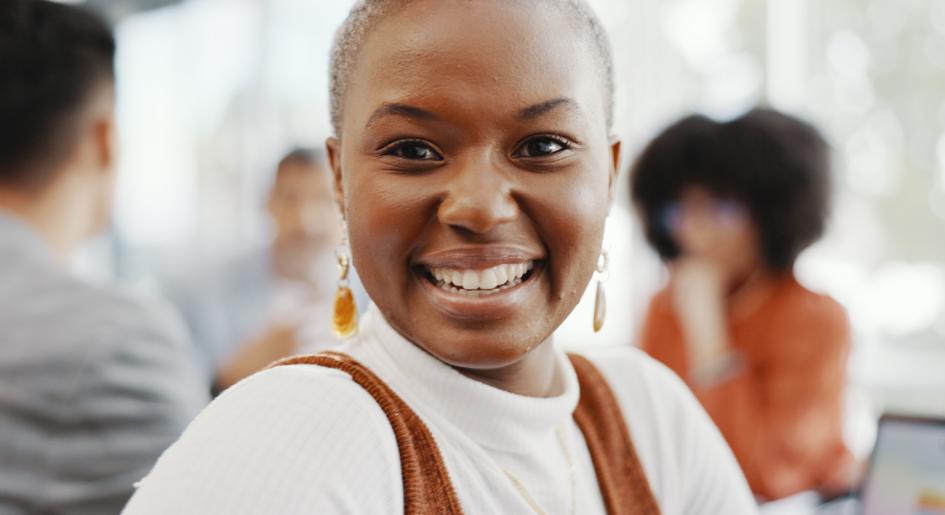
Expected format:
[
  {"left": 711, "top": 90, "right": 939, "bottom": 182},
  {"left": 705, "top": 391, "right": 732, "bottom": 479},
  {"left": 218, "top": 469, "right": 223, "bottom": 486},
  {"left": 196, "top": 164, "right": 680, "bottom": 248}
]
[
  {"left": 518, "top": 97, "right": 581, "bottom": 120},
  {"left": 364, "top": 97, "right": 581, "bottom": 128},
  {"left": 366, "top": 102, "right": 437, "bottom": 129}
]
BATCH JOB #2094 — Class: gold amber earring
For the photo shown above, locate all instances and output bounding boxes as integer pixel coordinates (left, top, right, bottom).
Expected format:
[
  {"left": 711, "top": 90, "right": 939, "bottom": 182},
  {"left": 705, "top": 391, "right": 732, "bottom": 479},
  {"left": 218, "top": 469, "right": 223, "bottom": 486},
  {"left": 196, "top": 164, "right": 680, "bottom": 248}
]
[
  {"left": 593, "top": 249, "right": 609, "bottom": 333},
  {"left": 332, "top": 228, "right": 358, "bottom": 339}
]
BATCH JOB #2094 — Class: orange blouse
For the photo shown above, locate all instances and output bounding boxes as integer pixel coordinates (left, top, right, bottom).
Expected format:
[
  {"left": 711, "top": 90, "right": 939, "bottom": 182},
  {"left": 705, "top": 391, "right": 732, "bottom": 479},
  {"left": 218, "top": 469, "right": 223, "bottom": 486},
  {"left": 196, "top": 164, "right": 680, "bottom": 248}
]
[{"left": 639, "top": 275, "right": 857, "bottom": 500}]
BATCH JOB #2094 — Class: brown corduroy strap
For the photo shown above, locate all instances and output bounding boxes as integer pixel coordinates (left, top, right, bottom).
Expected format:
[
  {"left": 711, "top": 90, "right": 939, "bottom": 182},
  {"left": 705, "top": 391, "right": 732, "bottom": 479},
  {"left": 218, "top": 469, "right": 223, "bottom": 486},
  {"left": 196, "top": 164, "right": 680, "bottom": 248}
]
[
  {"left": 568, "top": 353, "right": 662, "bottom": 515},
  {"left": 273, "top": 351, "right": 660, "bottom": 514},
  {"left": 272, "top": 351, "right": 464, "bottom": 515}
]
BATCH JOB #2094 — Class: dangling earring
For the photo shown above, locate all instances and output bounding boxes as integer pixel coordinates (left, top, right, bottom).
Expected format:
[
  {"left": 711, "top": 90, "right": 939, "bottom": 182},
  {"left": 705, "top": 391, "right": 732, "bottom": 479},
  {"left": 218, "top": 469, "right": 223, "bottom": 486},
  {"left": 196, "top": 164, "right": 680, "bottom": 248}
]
[
  {"left": 593, "top": 249, "right": 609, "bottom": 333},
  {"left": 332, "top": 225, "right": 358, "bottom": 338}
]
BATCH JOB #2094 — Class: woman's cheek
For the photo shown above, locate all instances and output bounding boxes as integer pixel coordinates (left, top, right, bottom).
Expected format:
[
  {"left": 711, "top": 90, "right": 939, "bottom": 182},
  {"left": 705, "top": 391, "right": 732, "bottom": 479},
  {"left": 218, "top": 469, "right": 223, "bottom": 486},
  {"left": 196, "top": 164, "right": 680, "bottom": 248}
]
[
  {"left": 558, "top": 171, "right": 609, "bottom": 241},
  {"left": 348, "top": 177, "right": 431, "bottom": 264},
  {"left": 531, "top": 175, "right": 608, "bottom": 291}
]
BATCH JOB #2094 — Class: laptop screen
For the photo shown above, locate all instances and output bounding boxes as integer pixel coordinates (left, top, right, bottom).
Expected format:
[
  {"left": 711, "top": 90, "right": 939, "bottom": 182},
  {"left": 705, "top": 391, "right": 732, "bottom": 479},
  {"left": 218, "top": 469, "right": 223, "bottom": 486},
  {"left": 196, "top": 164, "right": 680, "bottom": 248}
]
[{"left": 861, "top": 416, "right": 945, "bottom": 515}]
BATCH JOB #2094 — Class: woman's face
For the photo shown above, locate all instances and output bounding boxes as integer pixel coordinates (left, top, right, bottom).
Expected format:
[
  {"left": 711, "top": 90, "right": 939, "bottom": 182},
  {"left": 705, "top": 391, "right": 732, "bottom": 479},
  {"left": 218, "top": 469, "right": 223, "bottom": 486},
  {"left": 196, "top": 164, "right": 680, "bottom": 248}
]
[
  {"left": 328, "top": 0, "right": 619, "bottom": 371},
  {"left": 665, "top": 186, "right": 762, "bottom": 281}
]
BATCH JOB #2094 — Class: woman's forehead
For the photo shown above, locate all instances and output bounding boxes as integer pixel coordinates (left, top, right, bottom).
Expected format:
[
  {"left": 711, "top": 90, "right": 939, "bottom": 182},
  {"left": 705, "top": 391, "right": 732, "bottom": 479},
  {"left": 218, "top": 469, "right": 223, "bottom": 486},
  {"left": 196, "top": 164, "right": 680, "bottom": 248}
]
[
  {"left": 343, "top": 0, "right": 605, "bottom": 131},
  {"left": 361, "top": 0, "right": 589, "bottom": 65}
]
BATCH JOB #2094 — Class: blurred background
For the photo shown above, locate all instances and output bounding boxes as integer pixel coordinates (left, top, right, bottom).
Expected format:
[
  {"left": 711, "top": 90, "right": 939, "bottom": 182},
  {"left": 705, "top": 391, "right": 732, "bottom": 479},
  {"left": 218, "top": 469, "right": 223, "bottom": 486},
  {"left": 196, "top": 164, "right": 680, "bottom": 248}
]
[{"left": 68, "top": 0, "right": 945, "bottom": 431}]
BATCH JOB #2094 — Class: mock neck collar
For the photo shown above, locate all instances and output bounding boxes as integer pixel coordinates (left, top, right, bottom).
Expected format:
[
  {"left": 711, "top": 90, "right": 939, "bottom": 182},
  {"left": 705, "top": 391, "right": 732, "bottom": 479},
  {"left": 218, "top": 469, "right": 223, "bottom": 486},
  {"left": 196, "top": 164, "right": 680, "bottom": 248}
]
[{"left": 344, "top": 304, "right": 579, "bottom": 454}]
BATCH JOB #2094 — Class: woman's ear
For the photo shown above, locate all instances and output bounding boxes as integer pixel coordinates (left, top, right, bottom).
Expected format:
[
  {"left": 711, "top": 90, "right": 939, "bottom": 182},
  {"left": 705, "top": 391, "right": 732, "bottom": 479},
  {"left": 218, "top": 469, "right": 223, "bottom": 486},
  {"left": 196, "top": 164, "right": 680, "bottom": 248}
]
[
  {"left": 93, "top": 115, "right": 116, "bottom": 174},
  {"left": 608, "top": 138, "right": 622, "bottom": 205},
  {"left": 326, "top": 136, "right": 346, "bottom": 220}
]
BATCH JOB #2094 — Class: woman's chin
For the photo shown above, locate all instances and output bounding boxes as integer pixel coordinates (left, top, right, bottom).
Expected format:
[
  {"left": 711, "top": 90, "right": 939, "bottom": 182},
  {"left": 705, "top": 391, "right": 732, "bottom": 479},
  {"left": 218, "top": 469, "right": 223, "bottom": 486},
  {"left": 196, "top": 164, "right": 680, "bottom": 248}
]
[
  {"left": 398, "top": 307, "right": 554, "bottom": 372},
  {"left": 374, "top": 262, "right": 565, "bottom": 371},
  {"left": 417, "top": 336, "right": 542, "bottom": 371}
]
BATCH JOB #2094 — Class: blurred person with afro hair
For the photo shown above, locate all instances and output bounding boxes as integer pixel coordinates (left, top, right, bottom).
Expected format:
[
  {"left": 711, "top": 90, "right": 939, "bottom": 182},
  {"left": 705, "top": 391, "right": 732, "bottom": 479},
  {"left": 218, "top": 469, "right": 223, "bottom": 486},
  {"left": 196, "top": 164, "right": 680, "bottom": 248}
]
[{"left": 631, "top": 108, "right": 860, "bottom": 501}]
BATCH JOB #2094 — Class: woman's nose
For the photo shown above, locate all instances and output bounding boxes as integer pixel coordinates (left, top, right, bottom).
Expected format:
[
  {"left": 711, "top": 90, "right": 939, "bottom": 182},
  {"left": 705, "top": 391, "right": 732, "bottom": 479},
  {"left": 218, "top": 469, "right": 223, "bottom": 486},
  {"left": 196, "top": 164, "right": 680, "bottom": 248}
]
[{"left": 436, "top": 156, "right": 519, "bottom": 235}]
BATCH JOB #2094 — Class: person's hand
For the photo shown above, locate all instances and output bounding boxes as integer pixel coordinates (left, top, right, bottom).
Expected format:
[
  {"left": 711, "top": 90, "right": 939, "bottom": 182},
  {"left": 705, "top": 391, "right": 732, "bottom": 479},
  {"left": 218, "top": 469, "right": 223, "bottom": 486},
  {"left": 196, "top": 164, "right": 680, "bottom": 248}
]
[
  {"left": 671, "top": 257, "right": 726, "bottom": 309},
  {"left": 670, "top": 258, "right": 732, "bottom": 375},
  {"left": 215, "top": 323, "right": 301, "bottom": 390}
]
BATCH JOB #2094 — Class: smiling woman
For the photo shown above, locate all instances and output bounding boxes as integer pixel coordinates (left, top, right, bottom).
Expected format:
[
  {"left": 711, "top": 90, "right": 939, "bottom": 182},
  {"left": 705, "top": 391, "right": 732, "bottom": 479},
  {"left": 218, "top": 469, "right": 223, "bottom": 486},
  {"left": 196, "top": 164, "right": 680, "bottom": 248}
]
[{"left": 122, "top": 1, "right": 758, "bottom": 514}]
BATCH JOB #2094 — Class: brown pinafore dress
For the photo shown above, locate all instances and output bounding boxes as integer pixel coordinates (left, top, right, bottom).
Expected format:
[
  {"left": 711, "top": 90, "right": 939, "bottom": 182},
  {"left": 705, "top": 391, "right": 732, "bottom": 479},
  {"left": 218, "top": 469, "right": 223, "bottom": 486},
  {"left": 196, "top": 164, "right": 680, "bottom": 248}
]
[{"left": 273, "top": 351, "right": 661, "bottom": 515}]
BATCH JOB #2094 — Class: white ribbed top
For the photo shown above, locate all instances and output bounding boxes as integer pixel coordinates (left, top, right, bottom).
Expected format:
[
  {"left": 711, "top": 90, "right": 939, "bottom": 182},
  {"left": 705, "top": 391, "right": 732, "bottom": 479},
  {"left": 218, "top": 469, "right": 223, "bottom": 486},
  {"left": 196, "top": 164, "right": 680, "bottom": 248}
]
[{"left": 123, "top": 305, "right": 758, "bottom": 515}]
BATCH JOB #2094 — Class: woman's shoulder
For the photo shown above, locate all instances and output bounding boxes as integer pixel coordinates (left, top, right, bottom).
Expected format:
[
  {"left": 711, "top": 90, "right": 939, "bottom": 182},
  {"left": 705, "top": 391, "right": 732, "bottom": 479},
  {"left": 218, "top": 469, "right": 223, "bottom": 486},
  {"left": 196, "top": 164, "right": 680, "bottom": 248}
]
[
  {"left": 575, "top": 345, "right": 695, "bottom": 421},
  {"left": 123, "top": 362, "right": 403, "bottom": 514},
  {"left": 208, "top": 360, "right": 402, "bottom": 446},
  {"left": 644, "top": 285, "right": 675, "bottom": 314},
  {"left": 779, "top": 276, "right": 846, "bottom": 316},
  {"left": 209, "top": 361, "right": 397, "bottom": 425},
  {"left": 572, "top": 346, "right": 758, "bottom": 513},
  {"left": 769, "top": 276, "right": 849, "bottom": 336},
  {"left": 574, "top": 345, "right": 707, "bottom": 465}
]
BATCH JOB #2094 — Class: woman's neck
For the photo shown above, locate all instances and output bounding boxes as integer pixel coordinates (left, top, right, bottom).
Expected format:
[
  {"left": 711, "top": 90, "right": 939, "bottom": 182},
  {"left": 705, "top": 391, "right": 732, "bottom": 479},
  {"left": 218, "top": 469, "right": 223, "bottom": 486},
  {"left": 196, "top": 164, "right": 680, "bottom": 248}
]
[{"left": 455, "top": 338, "right": 560, "bottom": 398}]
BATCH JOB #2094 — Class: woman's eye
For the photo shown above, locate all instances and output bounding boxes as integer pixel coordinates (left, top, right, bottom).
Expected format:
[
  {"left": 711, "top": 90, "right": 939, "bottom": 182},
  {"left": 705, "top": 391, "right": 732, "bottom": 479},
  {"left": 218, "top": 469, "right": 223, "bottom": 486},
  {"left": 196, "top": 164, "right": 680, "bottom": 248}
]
[
  {"left": 384, "top": 141, "right": 443, "bottom": 161},
  {"left": 516, "top": 136, "right": 571, "bottom": 158}
]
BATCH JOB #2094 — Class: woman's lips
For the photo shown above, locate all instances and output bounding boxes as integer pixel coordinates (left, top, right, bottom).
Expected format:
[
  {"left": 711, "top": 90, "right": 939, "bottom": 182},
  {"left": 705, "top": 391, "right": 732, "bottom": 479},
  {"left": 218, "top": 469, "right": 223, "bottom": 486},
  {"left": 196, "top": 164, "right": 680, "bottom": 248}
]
[
  {"left": 427, "top": 261, "right": 535, "bottom": 291},
  {"left": 418, "top": 245, "right": 543, "bottom": 269},
  {"left": 414, "top": 260, "right": 543, "bottom": 320}
]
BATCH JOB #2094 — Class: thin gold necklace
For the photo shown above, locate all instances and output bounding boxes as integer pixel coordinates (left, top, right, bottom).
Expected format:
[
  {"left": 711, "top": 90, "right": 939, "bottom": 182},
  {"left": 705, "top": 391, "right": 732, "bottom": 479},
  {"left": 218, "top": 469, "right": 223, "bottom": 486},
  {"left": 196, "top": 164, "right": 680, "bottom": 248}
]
[{"left": 498, "top": 426, "right": 576, "bottom": 515}]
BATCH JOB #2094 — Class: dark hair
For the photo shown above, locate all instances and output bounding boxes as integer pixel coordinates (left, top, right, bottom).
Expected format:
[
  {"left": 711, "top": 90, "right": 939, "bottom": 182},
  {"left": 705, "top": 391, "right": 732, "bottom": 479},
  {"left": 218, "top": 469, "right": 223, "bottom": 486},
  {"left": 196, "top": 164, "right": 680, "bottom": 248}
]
[
  {"left": 0, "top": 0, "right": 115, "bottom": 189},
  {"left": 277, "top": 147, "right": 327, "bottom": 170},
  {"left": 630, "top": 108, "right": 832, "bottom": 271}
]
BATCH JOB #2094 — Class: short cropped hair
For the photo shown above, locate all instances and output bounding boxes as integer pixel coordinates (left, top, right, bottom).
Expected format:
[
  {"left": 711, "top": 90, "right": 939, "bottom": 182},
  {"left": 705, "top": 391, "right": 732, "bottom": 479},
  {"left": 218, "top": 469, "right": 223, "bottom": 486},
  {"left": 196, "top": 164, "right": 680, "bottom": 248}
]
[
  {"left": 630, "top": 108, "right": 832, "bottom": 271},
  {"left": 329, "top": 0, "right": 614, "bottom": 135},
  {"left": 0, "top": 0, "right": 115, "bottom": 190}
]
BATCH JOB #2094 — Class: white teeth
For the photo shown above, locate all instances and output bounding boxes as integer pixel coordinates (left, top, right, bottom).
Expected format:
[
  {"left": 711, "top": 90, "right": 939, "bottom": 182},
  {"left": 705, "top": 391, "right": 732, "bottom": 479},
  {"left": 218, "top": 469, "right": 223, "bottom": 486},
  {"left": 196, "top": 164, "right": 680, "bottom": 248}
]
[
  {"left": 494, "top": 266, "right": 508, "bottom": 285},
  {"left": 462, "top": 270, "right": 480, "bottom": 290},
  {"left": 480, "top": 269, "right": 499, "bottom": 290},
  {"left": 428, "top": 261, "right": 535, "bottom": 293}
]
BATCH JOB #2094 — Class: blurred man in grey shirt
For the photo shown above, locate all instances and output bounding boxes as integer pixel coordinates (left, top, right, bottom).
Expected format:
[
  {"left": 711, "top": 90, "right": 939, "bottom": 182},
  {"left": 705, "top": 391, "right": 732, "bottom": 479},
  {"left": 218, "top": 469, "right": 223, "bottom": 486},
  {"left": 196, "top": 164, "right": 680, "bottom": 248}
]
[{"left": 0, "top": 1, "right": 208, "bottom": 513}]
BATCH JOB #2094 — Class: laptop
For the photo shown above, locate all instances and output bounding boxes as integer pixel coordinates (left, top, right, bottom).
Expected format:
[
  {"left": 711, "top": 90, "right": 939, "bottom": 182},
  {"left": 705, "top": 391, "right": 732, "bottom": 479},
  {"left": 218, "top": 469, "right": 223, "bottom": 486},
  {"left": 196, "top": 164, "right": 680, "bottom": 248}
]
[{"left": 818, "top": 414, "right": 945, "bottom": 515}]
